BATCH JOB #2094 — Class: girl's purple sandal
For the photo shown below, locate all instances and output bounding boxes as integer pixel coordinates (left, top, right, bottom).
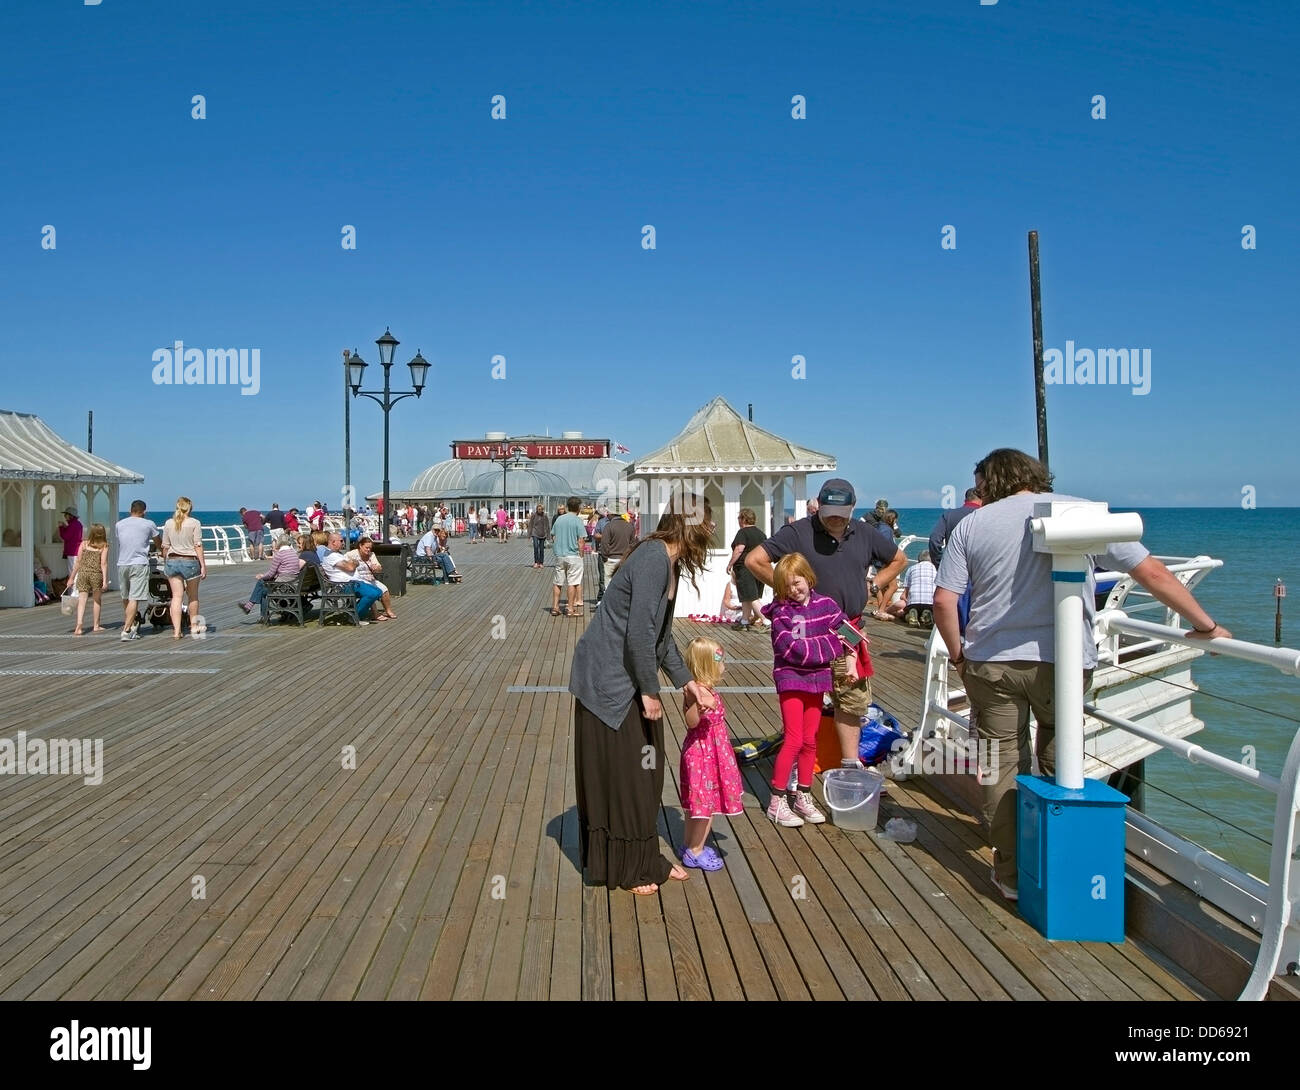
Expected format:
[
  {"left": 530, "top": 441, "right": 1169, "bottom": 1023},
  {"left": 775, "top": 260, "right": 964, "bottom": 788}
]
[{"left": 681, "top": 846, "right": 724, "bottom": 871}]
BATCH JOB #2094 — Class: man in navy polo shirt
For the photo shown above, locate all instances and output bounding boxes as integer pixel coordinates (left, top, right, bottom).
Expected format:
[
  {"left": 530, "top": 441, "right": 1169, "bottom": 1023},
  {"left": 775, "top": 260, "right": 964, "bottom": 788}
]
[{"left": 746, "top": 478, "right": 908, "bottom": 766}]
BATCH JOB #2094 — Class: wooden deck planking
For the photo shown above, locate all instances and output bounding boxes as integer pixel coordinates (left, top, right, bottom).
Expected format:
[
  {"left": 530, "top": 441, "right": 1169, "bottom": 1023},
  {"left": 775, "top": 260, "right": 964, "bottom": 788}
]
[{"left": 0, "top": 541, "right": 1206, "bottom": 1001}]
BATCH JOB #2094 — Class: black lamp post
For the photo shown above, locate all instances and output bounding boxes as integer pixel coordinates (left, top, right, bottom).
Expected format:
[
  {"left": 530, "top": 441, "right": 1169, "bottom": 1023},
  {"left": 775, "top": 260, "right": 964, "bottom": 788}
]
[
  {"left": 347, "top": 328, "right": 430, "bottom": 543},
  {"left": 342, "top": 349, "right": 353, "bottom": 516},
  {"left": 489, "top": 444, "right": 527, "bottom": 540}
]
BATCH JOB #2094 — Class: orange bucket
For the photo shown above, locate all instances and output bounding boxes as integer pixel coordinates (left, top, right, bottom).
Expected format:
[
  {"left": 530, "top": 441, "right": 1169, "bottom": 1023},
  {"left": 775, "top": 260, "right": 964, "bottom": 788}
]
[{"left": 813, "top": 714, "right": 842, "bottom": 774}]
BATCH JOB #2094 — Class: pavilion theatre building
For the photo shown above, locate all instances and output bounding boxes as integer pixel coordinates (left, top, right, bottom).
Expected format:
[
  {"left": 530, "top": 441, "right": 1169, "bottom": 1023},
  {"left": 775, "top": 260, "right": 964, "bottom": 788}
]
[{"left": 392, "top": 433, "right": 631, "bottom": 524}]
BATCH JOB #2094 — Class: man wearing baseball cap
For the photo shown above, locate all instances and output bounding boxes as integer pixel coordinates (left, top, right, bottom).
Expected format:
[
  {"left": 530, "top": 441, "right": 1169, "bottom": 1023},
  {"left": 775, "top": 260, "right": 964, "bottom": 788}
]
[{"left": 746, "top": 478, "right": 908, "bottom": 766}]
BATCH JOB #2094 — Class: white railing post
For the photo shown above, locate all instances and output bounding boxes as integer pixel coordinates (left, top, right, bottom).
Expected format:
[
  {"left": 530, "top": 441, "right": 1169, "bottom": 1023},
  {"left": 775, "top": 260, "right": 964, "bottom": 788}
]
[
  {"left": 1030, "top": 501, "right": 1144, "bottom": 790},
  {"left": 1239, "top": 726, "right": 1300, "bottom": 1000},
  {"left": 1090, "top": 609, "right": 1300, "bottom": 999}
]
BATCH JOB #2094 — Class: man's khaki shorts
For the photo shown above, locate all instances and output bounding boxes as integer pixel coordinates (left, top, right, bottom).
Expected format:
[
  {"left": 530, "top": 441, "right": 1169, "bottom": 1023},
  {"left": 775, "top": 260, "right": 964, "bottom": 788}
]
[
  {"left": 119, "top": 564, "right": 149, "bottom": 602},
  {"left": 554, "top": 554, "right": 584, "bottom": 586},
  {"left": 830, "top": 651, "right": 873, "bottom": 718}
]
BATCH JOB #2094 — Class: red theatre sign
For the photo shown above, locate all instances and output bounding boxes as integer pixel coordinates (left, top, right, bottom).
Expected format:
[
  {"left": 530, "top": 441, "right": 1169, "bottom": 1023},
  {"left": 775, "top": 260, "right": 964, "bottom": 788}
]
[{"left": 454, "top": 441, "right": 609, "bottom": 459}]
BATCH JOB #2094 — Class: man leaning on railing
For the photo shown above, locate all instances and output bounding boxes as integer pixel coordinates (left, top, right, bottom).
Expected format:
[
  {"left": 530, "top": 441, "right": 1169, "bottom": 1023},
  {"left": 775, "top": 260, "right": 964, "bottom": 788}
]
[{"left": 932, "top": 447, "right": 1229, "bottom": 904}]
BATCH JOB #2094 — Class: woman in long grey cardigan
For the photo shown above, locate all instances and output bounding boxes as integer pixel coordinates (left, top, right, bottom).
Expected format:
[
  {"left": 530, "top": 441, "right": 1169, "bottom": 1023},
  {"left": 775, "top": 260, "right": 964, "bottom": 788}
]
[{"left": 569, "top": 495, "right": 716, "bottom": 895}]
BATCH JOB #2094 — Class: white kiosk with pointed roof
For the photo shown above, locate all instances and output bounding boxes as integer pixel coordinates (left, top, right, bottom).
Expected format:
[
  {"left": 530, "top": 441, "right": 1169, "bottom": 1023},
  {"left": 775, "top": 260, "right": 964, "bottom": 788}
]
[
  {"left": 630, "top": 397, "right": 835, "bottom": 618},
  {"left": 0, "top": 411, "right": 144, "bottom": 608}
]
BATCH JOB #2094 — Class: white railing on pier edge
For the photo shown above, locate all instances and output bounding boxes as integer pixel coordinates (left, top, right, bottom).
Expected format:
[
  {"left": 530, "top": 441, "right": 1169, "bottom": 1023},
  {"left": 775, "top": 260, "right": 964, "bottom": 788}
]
[
  {"left": 1092, "top": 610, "right": 1300, "bottom": 1001},
  {"left": 1095, "top": 554, "right": 1223, "bottom": 664},
  {"left": 199, "top": 524, "right": 254, "bottom": 565},
  {"left": 906, "top": 585, "right": 1300, "bottom": 1000}
]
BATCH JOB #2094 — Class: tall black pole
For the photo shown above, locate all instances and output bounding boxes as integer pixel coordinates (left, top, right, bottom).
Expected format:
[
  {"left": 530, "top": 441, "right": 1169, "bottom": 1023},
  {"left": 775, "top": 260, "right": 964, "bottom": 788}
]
[
  {"left": 87, "top": 410, "right": 93, "bottom": 453},
  {"left": 381, "top": 361, "right": 391, "bottom": 544},
  {"left": 343, "top": 350, "right": 352, "bottom": 515},
  {"left": 1028, "top": 230, "right": 1049, "bottom": 468}
]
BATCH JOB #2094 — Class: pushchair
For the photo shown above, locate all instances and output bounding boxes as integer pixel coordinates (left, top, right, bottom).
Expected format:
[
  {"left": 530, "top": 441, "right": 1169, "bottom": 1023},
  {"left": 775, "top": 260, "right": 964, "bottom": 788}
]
[
  {"left": 144, "top": 570, "right": 185, "bottom": 631},
  {"left": 143, "top": 567, "right": 211, "bottom": 633}
]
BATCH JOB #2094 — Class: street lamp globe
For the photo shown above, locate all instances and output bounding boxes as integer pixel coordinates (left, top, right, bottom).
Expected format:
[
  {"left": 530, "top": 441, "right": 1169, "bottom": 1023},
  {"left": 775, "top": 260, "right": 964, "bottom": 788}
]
[
  {"left": 376, "top": 327, "right": 399, "bottom": 369},
  {"left": 408, "top": 350, "right": 430, "bottom": 396},
  {"left": 346, "top": 351, "right": 367, "bottom": 394}
]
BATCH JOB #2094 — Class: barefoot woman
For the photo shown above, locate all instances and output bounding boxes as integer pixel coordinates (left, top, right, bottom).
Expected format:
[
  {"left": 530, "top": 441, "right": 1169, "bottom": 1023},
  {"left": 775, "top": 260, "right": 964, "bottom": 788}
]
[
  {"left": 162, "top": 497, "right": 206, "bottom": 639},
  {"left": 569, "top": 492, "right": 717, "bottom": 895}
]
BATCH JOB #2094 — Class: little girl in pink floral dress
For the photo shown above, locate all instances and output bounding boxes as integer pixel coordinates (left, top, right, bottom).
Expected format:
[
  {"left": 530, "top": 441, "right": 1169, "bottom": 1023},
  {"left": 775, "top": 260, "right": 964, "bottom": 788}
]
[{"left": 678, "top": 636, "right": 745, "bottom": 871}]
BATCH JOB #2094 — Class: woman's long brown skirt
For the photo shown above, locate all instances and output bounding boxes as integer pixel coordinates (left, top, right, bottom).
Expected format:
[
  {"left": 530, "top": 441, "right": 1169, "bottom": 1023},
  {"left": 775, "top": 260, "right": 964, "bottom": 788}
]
[{"left": 574, "top": 699, "right": 672, "bottom": 889}]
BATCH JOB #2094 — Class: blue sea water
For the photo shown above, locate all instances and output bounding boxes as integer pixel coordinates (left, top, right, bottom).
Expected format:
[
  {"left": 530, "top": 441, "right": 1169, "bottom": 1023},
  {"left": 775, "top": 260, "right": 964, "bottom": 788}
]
[{"left": 143, "top": 505, "right": 1300, "bottom": 878}]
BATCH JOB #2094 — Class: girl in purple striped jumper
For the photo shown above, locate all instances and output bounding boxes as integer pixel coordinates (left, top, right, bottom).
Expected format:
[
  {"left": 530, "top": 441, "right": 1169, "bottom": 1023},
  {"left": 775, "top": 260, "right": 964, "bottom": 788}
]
[{"left": 761, "top": 552, "right": 858, "bottom": 827}]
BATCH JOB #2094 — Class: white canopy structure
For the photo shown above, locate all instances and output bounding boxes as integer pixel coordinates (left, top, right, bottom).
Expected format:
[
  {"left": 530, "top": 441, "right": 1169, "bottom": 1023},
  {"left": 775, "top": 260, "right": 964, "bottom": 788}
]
[
  {"left": 0, "top": 410, "right": 144, "bottom": 608},
  {"left": 629, "top": 397, "right": 836, "bottom": 617}
]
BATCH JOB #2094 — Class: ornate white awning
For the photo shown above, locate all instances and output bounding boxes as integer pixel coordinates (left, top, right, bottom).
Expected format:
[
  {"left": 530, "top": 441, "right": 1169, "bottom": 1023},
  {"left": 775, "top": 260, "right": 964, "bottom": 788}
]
[
  {"left": 0, "top": 410, "right": 143, "bottom": 484},
  {"left": 631, "top": 397, "right": 835, "bottom": 475}
]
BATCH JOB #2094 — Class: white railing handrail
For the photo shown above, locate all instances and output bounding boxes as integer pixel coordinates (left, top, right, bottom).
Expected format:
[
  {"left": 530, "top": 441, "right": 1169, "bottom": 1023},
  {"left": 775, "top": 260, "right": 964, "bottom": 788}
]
[
  {"left": 1084, "top": 703, "right": 1282, "bottom": 795},
  {"left": 1096, "top": 554, "right": 1222, "bottom": 619},
  {"left": 197, "top": 524, "right": 255, "bottom": 565},
  {"left": 1098, "top": 611, "right": 1300, "bottom": 677}
]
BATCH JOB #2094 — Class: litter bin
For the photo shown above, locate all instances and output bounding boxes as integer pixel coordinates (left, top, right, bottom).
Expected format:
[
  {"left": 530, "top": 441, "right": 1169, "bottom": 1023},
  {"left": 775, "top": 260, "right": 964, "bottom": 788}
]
[{"left": 371, "top": 542, "right": 409, "bottom": 597}]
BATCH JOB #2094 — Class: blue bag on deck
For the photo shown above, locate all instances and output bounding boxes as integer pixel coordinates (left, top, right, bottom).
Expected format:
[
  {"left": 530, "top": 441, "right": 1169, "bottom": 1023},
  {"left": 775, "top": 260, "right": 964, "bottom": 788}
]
[{"left": 858, "top": 703, "right": 905, "bottom": 765}]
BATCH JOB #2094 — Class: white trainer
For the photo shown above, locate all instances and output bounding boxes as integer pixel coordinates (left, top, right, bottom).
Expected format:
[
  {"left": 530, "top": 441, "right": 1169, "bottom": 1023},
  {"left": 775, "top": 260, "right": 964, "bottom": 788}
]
[{"left": 990, "top": 868, "right": 1019, "bottom": 901}]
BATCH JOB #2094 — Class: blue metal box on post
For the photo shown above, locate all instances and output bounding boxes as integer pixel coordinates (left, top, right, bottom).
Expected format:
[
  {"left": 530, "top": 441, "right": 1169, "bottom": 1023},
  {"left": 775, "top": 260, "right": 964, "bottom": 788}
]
[
  {"left": 1017, "top": 775, "right": 1127, "bottom": 942},
  {"left": 1018, "top": 501, "right": 1138, "bottom": 942}
]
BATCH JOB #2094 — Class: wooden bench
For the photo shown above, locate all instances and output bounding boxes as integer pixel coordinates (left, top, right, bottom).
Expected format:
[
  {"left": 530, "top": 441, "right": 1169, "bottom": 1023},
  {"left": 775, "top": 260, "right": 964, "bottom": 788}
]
[
  {"left": 261, "top": 564, "right": 322, "bottom": 626},
  {"left": 409, "top": 552, "right": 445, "bottom": 585},
  {"left": 319, "top": 573, "right": 363, "bottom": 626}
]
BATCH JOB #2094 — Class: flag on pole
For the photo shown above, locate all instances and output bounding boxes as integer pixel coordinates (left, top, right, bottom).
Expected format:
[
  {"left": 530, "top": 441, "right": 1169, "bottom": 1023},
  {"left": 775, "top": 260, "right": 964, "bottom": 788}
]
[{"left": 615, "top": 441, "right": 630, "bottom": 455}]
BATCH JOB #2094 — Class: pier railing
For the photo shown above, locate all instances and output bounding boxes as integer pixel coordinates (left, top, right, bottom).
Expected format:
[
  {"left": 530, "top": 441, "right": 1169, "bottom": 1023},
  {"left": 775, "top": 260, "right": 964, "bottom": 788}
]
[
  {"left": 908, "top": 593, "right": 1300, "bottom": 1001},
  {"left": 200, "top": 524, "right": 254, "bottom": 565},
  {"left": 1091, "top": 611, "right": 1300, "bottom": 1001}
]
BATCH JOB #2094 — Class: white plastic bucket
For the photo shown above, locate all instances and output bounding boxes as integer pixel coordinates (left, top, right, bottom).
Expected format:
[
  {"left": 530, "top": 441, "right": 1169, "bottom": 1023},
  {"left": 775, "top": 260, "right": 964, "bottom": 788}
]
[{"left": 822, "top": 767, "right": 884, "bottom": 831}]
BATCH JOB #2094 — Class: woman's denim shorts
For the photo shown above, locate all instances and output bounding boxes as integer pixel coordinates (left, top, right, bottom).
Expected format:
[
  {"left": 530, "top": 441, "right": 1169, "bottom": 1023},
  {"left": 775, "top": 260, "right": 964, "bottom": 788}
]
[{"left": 164, "top": 558, "right": 201, "bottom": 581}]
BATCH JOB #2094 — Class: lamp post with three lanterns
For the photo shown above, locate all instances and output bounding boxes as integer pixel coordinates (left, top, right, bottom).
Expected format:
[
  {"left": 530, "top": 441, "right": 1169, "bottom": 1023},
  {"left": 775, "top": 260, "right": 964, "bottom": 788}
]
[
  {"left": 345, "top": 328, "right": 430, "bottom": 544},
  {"left": 489, "top": 444, "right": 528, "bottom": 542}
]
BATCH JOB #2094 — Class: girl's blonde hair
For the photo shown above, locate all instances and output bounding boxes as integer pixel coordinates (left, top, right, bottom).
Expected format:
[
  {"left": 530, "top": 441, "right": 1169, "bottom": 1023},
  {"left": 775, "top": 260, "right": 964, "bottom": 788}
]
[
  {"left": 685, "top": 636, "right": 723, "bottom": 689},
  {"left": 86, "top": 523, "right": 108, "bottom": 547},
  {"left": 172, "top": 496, "right": 193, "bottom": 532},
  {"left": 773, "top": 552, "right": 817, "bottom": 600}
]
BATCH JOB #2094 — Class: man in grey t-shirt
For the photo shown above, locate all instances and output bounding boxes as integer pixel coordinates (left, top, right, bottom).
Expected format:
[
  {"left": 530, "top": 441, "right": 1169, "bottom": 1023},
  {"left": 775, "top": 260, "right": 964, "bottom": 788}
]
[
  {"left": 114, "top": 500, "right": 161, "bottom": 641},
  {"left": 934, "top": 448, "right": 1229, "bottom": 902}
]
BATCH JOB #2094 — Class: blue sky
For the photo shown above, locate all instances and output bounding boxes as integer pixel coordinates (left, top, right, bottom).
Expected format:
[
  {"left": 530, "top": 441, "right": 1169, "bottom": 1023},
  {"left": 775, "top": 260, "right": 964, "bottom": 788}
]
[{"left": 2, "top": 0, "right": 1297, "bottom": 509}]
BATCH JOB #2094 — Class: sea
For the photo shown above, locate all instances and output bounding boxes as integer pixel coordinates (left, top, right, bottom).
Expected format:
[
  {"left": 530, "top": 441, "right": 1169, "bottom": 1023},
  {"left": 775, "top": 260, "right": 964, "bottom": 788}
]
[{"left": 165, "top": 506, "right": 1300, "bottom": 879}]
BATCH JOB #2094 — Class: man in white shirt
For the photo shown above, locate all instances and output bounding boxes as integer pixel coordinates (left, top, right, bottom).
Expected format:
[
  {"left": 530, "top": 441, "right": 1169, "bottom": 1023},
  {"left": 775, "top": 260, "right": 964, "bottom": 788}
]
[
  {"left": 884, "top": 551, "right": 938, "bottom": 622},
  {"left": 322, "top": 532, "right": 390, "bottom": 622},
  {"left": 934, "top": 448, "right": 1229, "bottom": 902},
  {"left": 115, "top": 500, "right": 161, "bottom": 641}
]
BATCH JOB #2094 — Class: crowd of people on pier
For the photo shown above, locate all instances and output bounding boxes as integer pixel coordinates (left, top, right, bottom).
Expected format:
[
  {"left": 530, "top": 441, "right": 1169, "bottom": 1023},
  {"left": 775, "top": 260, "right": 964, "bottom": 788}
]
[
  {"left": 568, "top": 453, "right": 1227, "bottom": 905},
  {"left": 38, "top": 453, "right": 1233, "bottom": 910}
]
